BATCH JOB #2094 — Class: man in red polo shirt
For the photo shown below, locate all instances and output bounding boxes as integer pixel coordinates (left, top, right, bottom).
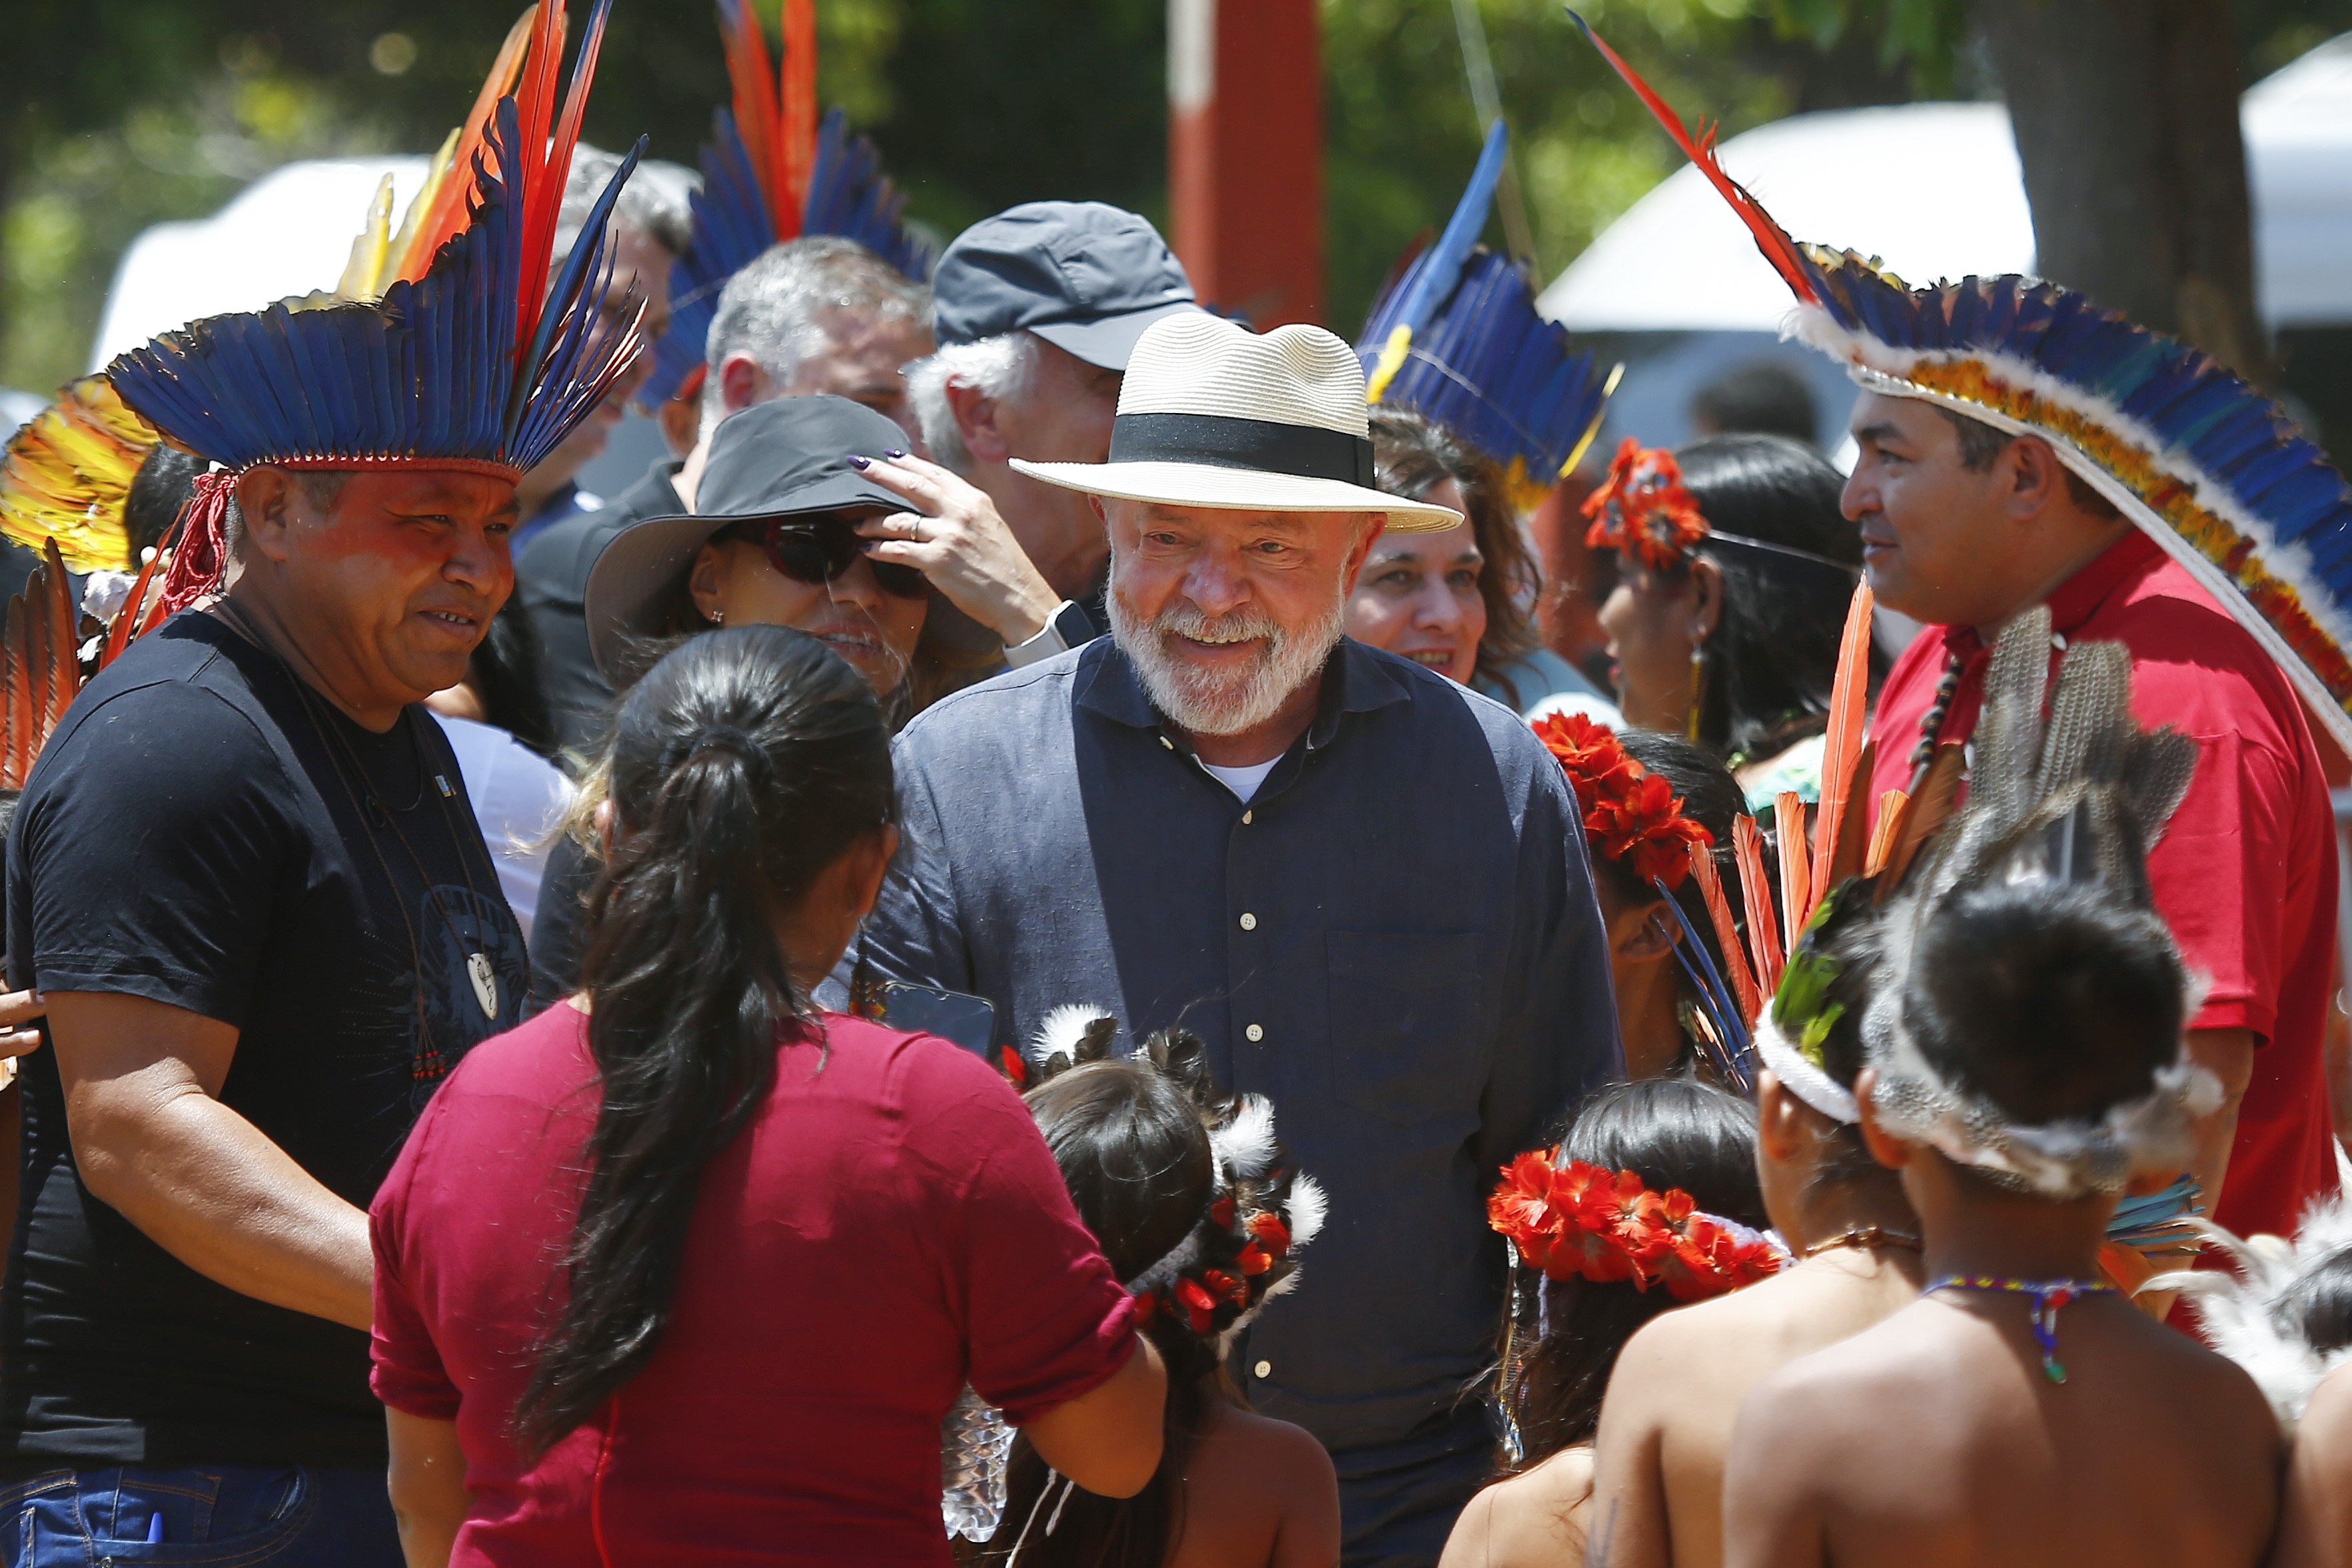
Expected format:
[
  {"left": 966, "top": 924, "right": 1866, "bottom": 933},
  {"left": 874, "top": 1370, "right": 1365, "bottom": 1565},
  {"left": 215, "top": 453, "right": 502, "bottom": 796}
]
[{"left": 1848, "top": 390, "right": 2339, "bottom": 1242}]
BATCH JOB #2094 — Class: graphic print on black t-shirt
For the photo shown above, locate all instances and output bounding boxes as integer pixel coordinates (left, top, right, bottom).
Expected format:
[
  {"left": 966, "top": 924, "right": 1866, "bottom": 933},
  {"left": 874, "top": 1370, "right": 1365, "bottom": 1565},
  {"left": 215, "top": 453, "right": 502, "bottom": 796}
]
[
  {"left": 0, "top": 613, "right": 528, "bottom": 1469},
  {"left": 414, "top": 883, "right": 529, "bottom": 1096}
]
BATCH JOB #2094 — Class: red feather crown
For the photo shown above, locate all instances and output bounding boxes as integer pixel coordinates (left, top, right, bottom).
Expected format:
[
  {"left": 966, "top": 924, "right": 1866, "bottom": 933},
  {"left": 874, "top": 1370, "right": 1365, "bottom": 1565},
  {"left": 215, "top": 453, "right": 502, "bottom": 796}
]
[
  {"left": 1488, "top": 1148, "right": 1780, "bottom": 1304},
  {"left": 1532, "top": 711, "right": 1714, "bottom": 890},
  {"left": 1582, "top": 437, "right": 1709, "bottom": 574}
]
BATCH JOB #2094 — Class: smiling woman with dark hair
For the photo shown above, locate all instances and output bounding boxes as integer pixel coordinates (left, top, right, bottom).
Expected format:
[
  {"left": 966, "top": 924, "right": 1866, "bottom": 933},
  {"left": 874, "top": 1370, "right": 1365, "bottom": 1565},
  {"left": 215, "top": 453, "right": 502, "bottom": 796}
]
[
  {"left": 1588, "top": 434, "right": 1880, "bottom": 805},
  {"left": 1358, "top": 408, "right": 1616, "bottom": 719}
]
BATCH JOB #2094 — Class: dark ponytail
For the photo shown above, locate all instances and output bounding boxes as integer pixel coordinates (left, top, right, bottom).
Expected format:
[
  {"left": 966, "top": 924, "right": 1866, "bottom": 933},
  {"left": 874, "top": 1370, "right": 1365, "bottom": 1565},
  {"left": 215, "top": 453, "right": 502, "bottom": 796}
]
[{"left": 514, "top": 625, "right": 895, "bottom": 1452}]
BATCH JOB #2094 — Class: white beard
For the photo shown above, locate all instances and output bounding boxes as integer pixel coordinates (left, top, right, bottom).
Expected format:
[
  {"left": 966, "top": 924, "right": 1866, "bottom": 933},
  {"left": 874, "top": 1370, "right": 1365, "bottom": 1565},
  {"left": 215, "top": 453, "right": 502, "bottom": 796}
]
[{"left": 1107, "top": 559, "right": 1346, "bottom": 737}]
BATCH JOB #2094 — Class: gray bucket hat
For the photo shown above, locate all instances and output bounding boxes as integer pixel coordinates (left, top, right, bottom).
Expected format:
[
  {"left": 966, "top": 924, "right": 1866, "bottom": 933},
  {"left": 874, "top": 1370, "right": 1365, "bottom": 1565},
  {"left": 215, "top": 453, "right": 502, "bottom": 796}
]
[{"left": 584, "top": 396, "right": 915, "bottom": 678}]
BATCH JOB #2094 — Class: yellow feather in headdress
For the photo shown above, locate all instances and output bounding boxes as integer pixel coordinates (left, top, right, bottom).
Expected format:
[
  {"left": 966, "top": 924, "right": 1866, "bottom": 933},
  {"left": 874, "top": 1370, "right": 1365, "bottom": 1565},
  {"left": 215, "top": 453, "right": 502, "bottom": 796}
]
[{"left": 0, "top": 376, "right": 157, "bottom": 573}]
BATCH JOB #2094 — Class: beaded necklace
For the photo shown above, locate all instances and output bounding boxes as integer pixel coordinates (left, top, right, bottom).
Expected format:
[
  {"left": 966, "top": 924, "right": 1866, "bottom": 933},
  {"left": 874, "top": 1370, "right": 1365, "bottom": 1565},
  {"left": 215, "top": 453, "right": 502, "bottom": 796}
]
[
  {"left": 1905, "top": 649, "right": 1966, "bottom": 785},
  {"left": 1927, "top": 1274, "right": 2116, "bottom": 1385}
]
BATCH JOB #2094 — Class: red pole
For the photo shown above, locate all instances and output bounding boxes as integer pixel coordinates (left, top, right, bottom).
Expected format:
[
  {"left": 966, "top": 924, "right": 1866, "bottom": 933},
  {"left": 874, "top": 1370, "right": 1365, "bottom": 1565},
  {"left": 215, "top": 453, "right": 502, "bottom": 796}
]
[{"left": 1168, "top": 0, "right": 1324, "bottom": 328}]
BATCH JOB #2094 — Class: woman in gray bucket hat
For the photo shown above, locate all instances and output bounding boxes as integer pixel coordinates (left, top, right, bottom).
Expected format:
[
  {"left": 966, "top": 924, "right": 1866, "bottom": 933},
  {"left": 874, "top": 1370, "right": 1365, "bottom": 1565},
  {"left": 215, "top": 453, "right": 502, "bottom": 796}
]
[{"left": 585, "top": 393, "right": 1068, "bottom": 719}]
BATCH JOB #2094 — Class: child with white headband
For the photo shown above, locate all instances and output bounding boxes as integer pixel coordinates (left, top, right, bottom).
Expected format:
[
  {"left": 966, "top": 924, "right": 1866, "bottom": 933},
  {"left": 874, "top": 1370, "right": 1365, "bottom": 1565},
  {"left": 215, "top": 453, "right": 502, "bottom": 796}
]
[
  {"left": 1581, "top": 881, "right": 1923, "bottom": 1568},
  {"left": 1722, "top": 609, "right": 2277, "bottom": 1568}
]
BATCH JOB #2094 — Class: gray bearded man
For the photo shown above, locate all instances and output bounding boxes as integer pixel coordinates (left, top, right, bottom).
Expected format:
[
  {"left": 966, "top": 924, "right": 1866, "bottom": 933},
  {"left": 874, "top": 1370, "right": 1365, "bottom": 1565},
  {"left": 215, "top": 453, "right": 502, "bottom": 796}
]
[{"left": 842, "top": 312, "right": 1621, "bottom": 1567}]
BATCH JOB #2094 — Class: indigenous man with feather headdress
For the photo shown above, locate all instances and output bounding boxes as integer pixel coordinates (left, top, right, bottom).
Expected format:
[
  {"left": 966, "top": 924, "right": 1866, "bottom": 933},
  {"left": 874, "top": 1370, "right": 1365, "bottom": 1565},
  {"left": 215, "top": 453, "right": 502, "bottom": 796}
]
[
  {"left": 0, "top": 8, "right": 644, "bottom": 1558},
  {"left": 1574, "top": 13, "right": 2349, "bottom": 1258}
]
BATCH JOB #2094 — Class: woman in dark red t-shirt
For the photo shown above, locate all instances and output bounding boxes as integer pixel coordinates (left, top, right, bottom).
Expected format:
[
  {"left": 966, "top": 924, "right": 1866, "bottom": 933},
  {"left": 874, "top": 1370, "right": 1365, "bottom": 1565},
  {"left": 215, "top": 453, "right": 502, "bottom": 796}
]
[{"left": 369, "top": 626, "right": 1165, "bottom": 1567}]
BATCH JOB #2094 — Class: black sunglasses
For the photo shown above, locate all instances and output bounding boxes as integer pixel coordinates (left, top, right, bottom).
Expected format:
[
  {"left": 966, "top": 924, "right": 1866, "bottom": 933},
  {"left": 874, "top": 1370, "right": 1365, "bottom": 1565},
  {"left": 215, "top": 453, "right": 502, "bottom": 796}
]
[{"left": 721, "top": 516, "right": 929, "bottom": 600}]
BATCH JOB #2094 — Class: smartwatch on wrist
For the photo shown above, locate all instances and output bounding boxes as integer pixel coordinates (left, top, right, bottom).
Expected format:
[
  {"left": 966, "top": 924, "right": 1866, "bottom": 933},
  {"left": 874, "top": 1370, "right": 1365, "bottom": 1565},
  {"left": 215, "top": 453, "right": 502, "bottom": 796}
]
[{"left": 1003, "top": 599, "right": 1098, "bottom": 669}]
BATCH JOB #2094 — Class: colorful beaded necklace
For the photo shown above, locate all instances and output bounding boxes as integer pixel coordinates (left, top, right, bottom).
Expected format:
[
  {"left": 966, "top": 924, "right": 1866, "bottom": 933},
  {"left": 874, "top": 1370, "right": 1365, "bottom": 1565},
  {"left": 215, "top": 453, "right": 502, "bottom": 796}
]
[{"left": 1928, "top": 1274, "right": 2116, "bottom": 1385}]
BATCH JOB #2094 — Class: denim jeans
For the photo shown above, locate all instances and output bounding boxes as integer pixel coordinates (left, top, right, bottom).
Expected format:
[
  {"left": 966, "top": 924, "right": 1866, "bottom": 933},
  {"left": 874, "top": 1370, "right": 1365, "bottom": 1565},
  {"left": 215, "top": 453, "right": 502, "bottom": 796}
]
[{"left": 0, "top": 1465, "right": 402, "bottom": 1567}]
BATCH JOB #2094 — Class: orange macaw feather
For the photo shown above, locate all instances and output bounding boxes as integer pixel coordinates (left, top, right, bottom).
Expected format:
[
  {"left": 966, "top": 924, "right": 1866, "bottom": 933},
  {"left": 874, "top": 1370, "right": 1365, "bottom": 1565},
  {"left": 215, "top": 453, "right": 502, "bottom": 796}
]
[
  {"left": 1878, "top": 743, "right": 1966, "bottom": 899},
  {"left": 1864, "top": 789, "right": 1911, "bottom": 879},
  {"left": 518, "top": 0, "right": 612, "bottom": 335},
  {"left": 5, "top": 591, "right": 35, "bottom": 790},
  {"left": 724, "top": 0, "right": 785, "bottom": 226},
  {"left": 1687, "top": 839, "right": 1762, "bottom": 1025},
  {"left": 508, "top": 0, "right": 571, "bottom": 348},
  {"left": 394, "top": 6, "right": 542, "bottom": 283},
  {"left": 1775, "top": 791, "right": 1812, "bottom": 952},
  {"left": 1829, "top": 739, "right": 1875, "bottom": 887},
  {"left": 39, "top": 538, "right": 79, "bottom": 735},
  {"left": 1564, "top": 10, "right": 1820, "bottom": 307},
  {"left": 1733, "top": 815, "right": 1784, "bottom": 994},
  {"left": 777, "top": 0, "right": 818, "bottom": 231},
  {"left": 1808, "top": 581, "right": 1874, "bottom": 908}
]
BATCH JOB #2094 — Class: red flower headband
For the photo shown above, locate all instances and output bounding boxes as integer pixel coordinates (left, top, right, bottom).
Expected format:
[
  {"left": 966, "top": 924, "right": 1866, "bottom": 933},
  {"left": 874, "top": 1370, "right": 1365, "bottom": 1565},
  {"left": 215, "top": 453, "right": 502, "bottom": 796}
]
[
  {"left": 1488, "top": 1149, "right": 1781, "bottom": 1303},
  {"left": 1582, "top": 438, "right": 1709, "bottom": 573},
  {"left": 1532, "top": 711, "right": 1714, "bottom": 889}
]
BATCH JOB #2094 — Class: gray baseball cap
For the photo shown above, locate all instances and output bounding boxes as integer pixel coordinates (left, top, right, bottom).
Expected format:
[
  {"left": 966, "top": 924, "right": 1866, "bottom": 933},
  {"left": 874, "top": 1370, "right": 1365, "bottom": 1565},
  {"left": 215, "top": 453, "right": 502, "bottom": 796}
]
[{"left": 931, "top": 200, "right": 1200, "bottom": 370}]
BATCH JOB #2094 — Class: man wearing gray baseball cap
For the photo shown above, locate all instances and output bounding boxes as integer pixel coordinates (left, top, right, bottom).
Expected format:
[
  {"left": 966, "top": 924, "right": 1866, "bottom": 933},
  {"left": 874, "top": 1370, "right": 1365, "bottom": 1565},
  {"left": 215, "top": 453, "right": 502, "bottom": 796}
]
[{"left": 871, "top": 202, "right": 1203, "bottom": 655}]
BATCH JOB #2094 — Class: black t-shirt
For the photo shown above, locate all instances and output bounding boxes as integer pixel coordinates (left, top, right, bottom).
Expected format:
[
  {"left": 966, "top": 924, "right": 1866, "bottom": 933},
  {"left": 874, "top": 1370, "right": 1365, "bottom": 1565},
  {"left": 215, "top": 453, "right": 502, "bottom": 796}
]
[
  {"left": 524, "top": 828, "right": 596, "bottom": 1019},
  {"left": 0, "top": 613, "right": 528, "bottom": 1469},
  {"left": 518, "top": 458, "right": 683, "bottom": 758}
]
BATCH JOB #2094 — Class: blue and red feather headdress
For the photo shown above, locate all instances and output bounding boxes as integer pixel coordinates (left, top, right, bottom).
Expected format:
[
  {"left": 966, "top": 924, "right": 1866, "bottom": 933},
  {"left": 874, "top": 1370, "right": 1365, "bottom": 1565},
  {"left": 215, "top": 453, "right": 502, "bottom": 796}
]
[
  {"left": 1358, "top": 121, "right": 1617, "bottom": 508},
  {"left": 102, "top": 1, "right": 646, "bottom": 612},
  {"left": 638, "top": 0, "right": 937, "bottom": 411},
  {"left": 1570, "top": 9, "right": 2352, "bottom": 752}
]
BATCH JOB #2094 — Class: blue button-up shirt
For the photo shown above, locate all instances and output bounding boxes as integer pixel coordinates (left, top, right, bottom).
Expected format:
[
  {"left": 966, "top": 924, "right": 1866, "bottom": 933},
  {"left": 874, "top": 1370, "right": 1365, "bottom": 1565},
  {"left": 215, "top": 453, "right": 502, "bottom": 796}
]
[{"left": 851, "top": 635, "right": 1620, "bottom": 1456}]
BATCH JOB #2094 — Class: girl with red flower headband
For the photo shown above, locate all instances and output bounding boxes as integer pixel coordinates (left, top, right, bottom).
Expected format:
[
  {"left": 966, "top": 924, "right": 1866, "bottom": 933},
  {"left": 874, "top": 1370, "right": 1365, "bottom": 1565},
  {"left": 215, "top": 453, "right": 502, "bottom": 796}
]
[
  {"left": 1441, "top": 1078, "right": 1776, "bottom": 1568},
  {"left": 1531, "top": 712, "right": 1754, "bottom": 1082},
  {"left": 1582, "top": 434, "right": 1882, "bottom": 809},
  {"left": 958, "top": 1009, "right": 1339, "bottom": 1568}
]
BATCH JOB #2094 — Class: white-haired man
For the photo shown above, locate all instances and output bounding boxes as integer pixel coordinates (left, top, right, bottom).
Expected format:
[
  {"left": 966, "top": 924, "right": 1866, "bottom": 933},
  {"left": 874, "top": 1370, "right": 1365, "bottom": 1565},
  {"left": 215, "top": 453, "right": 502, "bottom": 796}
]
[
  {"left": 518, "top": 234, "right": 931, "bottom": 753},
  {"left": 847, "top": 313, "right": 1622, "bottom": 1568},
  {"left": 895, "top": 200, "right": 1198, "bottom": 625}
]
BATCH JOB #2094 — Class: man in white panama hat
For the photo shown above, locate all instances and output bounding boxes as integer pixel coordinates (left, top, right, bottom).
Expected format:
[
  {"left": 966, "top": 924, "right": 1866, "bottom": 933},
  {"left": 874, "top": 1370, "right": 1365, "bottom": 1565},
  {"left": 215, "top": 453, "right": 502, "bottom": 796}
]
[{"left": 842, "top": 312, "right": 1621, "bottom": 1566}]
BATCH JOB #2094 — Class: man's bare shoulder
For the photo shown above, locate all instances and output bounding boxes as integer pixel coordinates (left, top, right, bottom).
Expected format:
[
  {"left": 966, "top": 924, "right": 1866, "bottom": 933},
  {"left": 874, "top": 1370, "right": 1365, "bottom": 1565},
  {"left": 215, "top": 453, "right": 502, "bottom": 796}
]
[
  {"left": 1610, "top": 1261, "right": 1882, "bottom": 1417},
  {"left": 1439, "top": 1448, "right": 1593, "bottom": 1568}
]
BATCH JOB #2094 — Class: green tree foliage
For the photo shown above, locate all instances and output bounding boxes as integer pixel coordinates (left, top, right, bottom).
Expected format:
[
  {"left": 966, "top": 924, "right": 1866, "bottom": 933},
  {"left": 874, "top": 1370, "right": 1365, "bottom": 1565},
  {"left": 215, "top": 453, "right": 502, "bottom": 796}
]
[{"left": 4, "top": 0, "right": 2347, "bottom": 394}]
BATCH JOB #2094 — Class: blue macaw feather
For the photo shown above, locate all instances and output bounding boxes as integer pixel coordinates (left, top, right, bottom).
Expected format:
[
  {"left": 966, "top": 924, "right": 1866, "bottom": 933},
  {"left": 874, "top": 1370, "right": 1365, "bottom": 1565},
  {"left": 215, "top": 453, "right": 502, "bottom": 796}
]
[
  {"left": 508, "top": 134, "right": 644, "bottom": 454},
  {"left": 1390, "top": 120, "right": 1510, "bottom": 348},
  {"left": 637, "top": 98, "right": 933, "bottom": 410},
  {"left": 1358, "top": 244, "right": 1612, "bottom": 483}
]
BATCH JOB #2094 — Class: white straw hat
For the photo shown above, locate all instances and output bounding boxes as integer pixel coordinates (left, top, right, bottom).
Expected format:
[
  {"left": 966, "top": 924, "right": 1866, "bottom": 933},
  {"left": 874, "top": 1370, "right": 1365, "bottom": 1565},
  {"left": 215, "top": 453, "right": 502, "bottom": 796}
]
[{"left": 1011, "top": 314, "right": 1463, "bottom": 532}]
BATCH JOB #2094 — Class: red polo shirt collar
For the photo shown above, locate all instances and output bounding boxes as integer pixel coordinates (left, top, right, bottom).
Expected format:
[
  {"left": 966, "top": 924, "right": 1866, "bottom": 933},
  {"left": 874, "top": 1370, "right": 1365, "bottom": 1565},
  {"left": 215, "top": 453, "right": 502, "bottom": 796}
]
[{"left": 1934, "top": 528, "right": 2165, "bottom": 669}]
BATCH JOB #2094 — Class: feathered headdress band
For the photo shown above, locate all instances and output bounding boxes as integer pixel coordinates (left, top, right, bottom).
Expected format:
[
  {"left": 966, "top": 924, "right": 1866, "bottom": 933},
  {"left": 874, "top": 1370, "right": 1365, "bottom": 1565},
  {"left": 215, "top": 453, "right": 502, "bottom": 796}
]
[
  {"left": 1488, "top": 1148, "right": 1782, "bottom": 1303},
  {"left": 1570, "top": 7, "right": 2352, "bottom": 753},
  {"left": 1009, "top": 1006, "right": 1327, "bottom": 1354}
]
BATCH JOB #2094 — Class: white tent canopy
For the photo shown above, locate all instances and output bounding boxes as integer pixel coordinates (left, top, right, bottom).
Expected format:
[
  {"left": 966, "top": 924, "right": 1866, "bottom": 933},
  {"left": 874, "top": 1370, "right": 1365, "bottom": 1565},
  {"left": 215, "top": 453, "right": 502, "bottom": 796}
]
[
  {"left": 88, "top": 157, "right": 430, "bottom": 373},
  {"left": 1539, "top": 32, "right": 2352, "bottom": 335}
]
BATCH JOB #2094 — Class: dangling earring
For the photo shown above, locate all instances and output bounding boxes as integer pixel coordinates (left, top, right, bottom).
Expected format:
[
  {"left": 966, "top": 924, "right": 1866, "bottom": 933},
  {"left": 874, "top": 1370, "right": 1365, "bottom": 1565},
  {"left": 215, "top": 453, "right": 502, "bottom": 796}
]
[{"left": 1686, "top": 631, "right": 1707, "bottom": 741}]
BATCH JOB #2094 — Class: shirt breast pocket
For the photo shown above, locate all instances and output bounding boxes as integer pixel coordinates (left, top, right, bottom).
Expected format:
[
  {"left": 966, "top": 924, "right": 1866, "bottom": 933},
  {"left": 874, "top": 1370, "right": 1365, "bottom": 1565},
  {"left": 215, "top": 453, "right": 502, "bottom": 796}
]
[{"left": 1326, "top": 931, "right": 1484, "bottom": 1126}]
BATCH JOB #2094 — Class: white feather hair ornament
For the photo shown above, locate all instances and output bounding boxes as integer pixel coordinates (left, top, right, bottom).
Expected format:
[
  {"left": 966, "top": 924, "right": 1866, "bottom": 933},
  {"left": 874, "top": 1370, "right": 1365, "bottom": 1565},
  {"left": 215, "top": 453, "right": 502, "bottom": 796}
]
[
  {"left": 1000, "top": 1010, "right": 1328, "bottom": 1358},
  {"left": 1026, "top": 1004, "right": 1117, "bottom": 1074},
  {"left": 1210, "top": 1094, "right": 1279, "bottom": 1183},
  {"left": 2149, "top": 1191, "right": 2352, "bottom": 1432}
]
